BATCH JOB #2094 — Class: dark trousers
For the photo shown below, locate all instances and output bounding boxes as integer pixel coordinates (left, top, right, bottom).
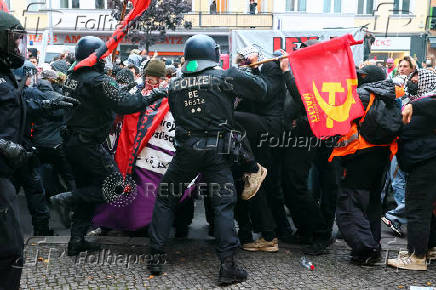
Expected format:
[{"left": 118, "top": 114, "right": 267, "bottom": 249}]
[
  {"left": 311, "top": 144, "right": 339, "bottom": 233},
  {"left": 233, "top": 111, "right": 277, "bottom": 239},
  {"left": 65, "top": 135, "right": 114, "bottom": 240},
  {"left": 150, "top": 139, "right": 239, "bottom": 261},
  {"left": 38, "top": 146, "right": 76, "bottom": 195},
  {"left": 336, "top": 148, "right": 390, "bottom": 257},
  {"left": 12, "top": 159, "right": 49, "bottom": 230},
  {"left": 282, "top": 144, "right": 330, "bottom": 241},
  {"left": 0, "top": 177, "right": 24, "bottom": 290},
  {"left": 406, "top": 156, "right": 436, "bottom": 257}
]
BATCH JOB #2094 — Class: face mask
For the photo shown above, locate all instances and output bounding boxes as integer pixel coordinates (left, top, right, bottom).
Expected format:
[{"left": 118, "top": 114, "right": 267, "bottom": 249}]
[
  {"left": 406, "top": 81, "right": 419, "bottom": 95},
  {"left": 9, "top": 54, "right": 25, "bottom": 69},
  {"left": 426, "top": 60, "right": 432, "bottom": 66}
]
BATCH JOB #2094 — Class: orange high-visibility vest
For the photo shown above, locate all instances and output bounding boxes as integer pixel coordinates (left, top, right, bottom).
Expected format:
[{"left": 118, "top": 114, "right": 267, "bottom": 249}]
[
  {"left": 395, "top": 85, "right": 405, "bottom": 99},
  {"left": 329, "top": 93, "right": 398, "bottom": 162}
]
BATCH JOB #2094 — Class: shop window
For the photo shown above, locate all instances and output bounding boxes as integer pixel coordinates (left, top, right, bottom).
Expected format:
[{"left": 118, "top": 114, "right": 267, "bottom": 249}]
[
  {"left": 357, "top": 0, "right": 374, "bottom": 14},
  {"left": 394, "top": 0, "right": 411, "bottom": 14}
]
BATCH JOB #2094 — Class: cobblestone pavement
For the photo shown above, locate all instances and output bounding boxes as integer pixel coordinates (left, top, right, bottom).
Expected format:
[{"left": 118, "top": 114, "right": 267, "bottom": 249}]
[{"left": 18, "top": 196, "right": 436, "bottom": 289}]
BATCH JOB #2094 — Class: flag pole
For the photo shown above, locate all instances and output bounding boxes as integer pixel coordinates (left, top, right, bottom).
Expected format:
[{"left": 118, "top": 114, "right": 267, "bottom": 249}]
[{"left": 241, "top": 54, "right": 289, "bottom": 67}]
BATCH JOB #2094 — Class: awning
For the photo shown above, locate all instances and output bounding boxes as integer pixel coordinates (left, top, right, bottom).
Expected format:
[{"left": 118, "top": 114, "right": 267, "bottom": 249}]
[{"left": 429, "top": 37, "right": 436, "bottom": 48}]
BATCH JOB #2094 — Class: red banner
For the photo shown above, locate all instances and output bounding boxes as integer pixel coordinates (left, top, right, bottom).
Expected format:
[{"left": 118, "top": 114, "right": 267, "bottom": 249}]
[
  {"left": 288, "top": 34, "right": 364, "bottom": 138},
  {"left": 74, "top": 0, "right": 151, "bottom": 71}
]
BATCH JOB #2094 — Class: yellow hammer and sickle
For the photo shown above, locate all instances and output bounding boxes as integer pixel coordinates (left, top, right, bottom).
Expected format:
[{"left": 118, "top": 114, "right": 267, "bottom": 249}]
[{"left": 313, "top": 79, "right": 358, "bottom": 128}]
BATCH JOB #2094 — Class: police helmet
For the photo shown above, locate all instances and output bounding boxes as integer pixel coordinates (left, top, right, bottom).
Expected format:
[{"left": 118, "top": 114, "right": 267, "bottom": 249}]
[
  {"left": 182, "top": 34, "right": 220, "bottom": 74},
  {"left": 75, "top": 36, "right": 105, "bottom": 61},
  {"left": 0, "top": 11, "right": 27, "bottom": 69},
  {"left": 13, "top": 60, "right": 37, "bottom": 82}
]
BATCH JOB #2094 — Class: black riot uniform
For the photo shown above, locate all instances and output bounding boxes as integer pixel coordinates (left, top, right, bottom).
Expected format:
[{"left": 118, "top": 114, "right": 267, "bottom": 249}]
[
  {"left": 148, "top": 34, "right": 268, "bottom": 286},
  {"left": 58, "top": 36, "right": 165, "bottom": 256},
  {"left": 12, "top": 63, "right": 51, "bottom": 236},
  {"left": 0, "top": 11, "right": 78, "bottom": 290}
]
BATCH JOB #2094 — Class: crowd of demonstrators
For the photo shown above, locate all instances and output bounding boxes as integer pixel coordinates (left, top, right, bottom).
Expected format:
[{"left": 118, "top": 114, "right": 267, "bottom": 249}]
[{"left": 2, "top": 11, "right": 436, "bottom": 289}]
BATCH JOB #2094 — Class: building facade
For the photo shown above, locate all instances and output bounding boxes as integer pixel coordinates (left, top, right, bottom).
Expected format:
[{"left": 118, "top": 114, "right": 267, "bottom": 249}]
[
  {"left": 8, "top": 0, "right": 431, "bottom": 63},
  {"left": 11, "top": 0, "right": 273, "bottom": 60}
]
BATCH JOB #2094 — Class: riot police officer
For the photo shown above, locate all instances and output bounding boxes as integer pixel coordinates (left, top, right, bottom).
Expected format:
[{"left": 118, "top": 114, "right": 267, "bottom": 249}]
[
  {"left": 0, "top": 11, "right": 78, "bottom": 289},
  {"left": 148, "top": 34, "right": 268, "bottom": 286},
  {"left": 12, "top": 60, "right": 52, "bottom": 236},
  {"left": 52, "top": 36, "right": 165, "bottom": 256}
]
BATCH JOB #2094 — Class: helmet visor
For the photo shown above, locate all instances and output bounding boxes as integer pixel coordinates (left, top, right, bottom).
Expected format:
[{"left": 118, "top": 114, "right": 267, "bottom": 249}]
[{"left": 8, "top": 30, "right": 27, "bottom": 59}]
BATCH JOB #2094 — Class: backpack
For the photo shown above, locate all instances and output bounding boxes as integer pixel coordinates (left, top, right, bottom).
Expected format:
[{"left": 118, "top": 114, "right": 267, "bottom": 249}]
[{"left": 358, "top": 93, "right": 403, "bottom": 145}]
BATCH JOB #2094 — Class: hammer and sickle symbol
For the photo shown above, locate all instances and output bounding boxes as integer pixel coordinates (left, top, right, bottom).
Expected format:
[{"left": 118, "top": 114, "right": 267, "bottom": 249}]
[{"left": 313, "top": 79, "right": 358, "bottom": 128}]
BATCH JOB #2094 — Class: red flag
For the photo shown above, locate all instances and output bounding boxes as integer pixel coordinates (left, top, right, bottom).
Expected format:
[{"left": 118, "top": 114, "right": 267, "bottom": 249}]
[
  {"left": 74, "top": 0, "right": 151, "bottom": 71},
  {"left": 0, "top": 0, "right": 9, "bottom": 12},
  {"left": 288, "top": 34, "right": 364, "bottom": 138}
]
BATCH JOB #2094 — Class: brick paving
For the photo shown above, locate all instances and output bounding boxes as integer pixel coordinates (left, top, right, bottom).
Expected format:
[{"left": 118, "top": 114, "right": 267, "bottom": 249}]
[{"left": 18, "top": 195, "right": 436, "bottom": 289}]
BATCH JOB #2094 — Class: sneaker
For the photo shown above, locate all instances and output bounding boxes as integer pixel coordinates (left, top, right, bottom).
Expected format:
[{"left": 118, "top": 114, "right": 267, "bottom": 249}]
[
  {"left": 87, "top": 227, "right": 103, "bottom": 236},
  {"left": 147, "top": 249, "right": 166, "bottom": 276},
  {"left": 387, "top": 253, "right": 427, "bottom": 271},
  {"left": 218, "top": 256, "right": 247, "bottom": 286},
  {"left": 428, "top": 247, "right": 436, "bottom": 260},
  {"left": 381, "top": 217, "right": 404, "bottom": 237},
  {"left": 242, "top": 237, "right": 278, "bottom": 252},
  {"left": 241, "top": 163, "right": 267, "bottom": 200}
]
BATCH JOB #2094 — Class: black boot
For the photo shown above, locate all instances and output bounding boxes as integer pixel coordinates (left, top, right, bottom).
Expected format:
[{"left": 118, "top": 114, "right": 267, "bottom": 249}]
[
  {"left": 33, "top": 219, "right": 54, "bottom": 236},
  {"left": 147, "top": 248, "right": 166, "bottom": 276},
  {"left": 67, "top": 238, "right": 101, "bottom": 256},
  {"left": 218, "top": 256, "right": 247, "bottom": 286},
  {"left": 50, "top": 191, "right": 73, "bottom": 228},
  {"left": 175, "top": 225, "right": 189, "bottom": 238}
]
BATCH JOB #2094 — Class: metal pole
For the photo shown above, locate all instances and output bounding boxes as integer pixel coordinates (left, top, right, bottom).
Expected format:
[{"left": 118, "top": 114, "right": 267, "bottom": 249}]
[{"left": 48, "top": 0, "right": 53, "bottom": 45}]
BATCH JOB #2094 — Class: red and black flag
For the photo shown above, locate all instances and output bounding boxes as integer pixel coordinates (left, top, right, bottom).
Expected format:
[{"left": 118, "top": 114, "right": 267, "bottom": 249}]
[{"left": 74, "top": 0, "right": 151, "bottom": 71}]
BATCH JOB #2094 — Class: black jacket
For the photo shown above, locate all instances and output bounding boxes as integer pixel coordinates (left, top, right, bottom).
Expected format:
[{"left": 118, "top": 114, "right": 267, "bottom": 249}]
[
  {"left": 398, "top": 94, "right": 436, "bottom": 171},
  {"left": 33, "top": 79, "right": 65, "bottom": 148},
  {"left": 0, "top": 67, "right": 54, "bottom": 177},
  {"left": 257, "top": 62, "right": 287, "bottom": 136},
  {"left": 168, "top": 66, "right": 267, "bottom": 141},
  {"left": 283, "top": 70, "right": 313, "bottom": 136},
  {"left": 356, "top": 79, "right": 396, "bottom": 111},
  {"left": 65, "top": 66, "right": 152, "bottom": 144}
]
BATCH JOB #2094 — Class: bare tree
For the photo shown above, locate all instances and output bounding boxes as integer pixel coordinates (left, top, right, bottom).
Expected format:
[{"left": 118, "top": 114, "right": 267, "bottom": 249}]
[{"left": 109, "top": 0, "right": 192, "bottom": 53}]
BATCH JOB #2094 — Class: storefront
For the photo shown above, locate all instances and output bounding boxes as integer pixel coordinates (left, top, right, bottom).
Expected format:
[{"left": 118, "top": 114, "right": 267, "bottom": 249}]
[
  {"left": 369, "top": 36, "right": 411, "bottom": 62},
  {"left": 27, "top": 31, "right": 229, "bottom": 62}
]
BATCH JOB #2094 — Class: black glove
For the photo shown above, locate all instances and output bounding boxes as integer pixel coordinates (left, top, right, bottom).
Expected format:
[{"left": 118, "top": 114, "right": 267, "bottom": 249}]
[
  {"left": 41, "top": 96, "right": 81, "bottom": 110},
  {"left": 0, "top": 138, "right": 29, "bottom": 168},
  {"left": 144, "top": 88, "right": 168, "bottom": 104}
]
